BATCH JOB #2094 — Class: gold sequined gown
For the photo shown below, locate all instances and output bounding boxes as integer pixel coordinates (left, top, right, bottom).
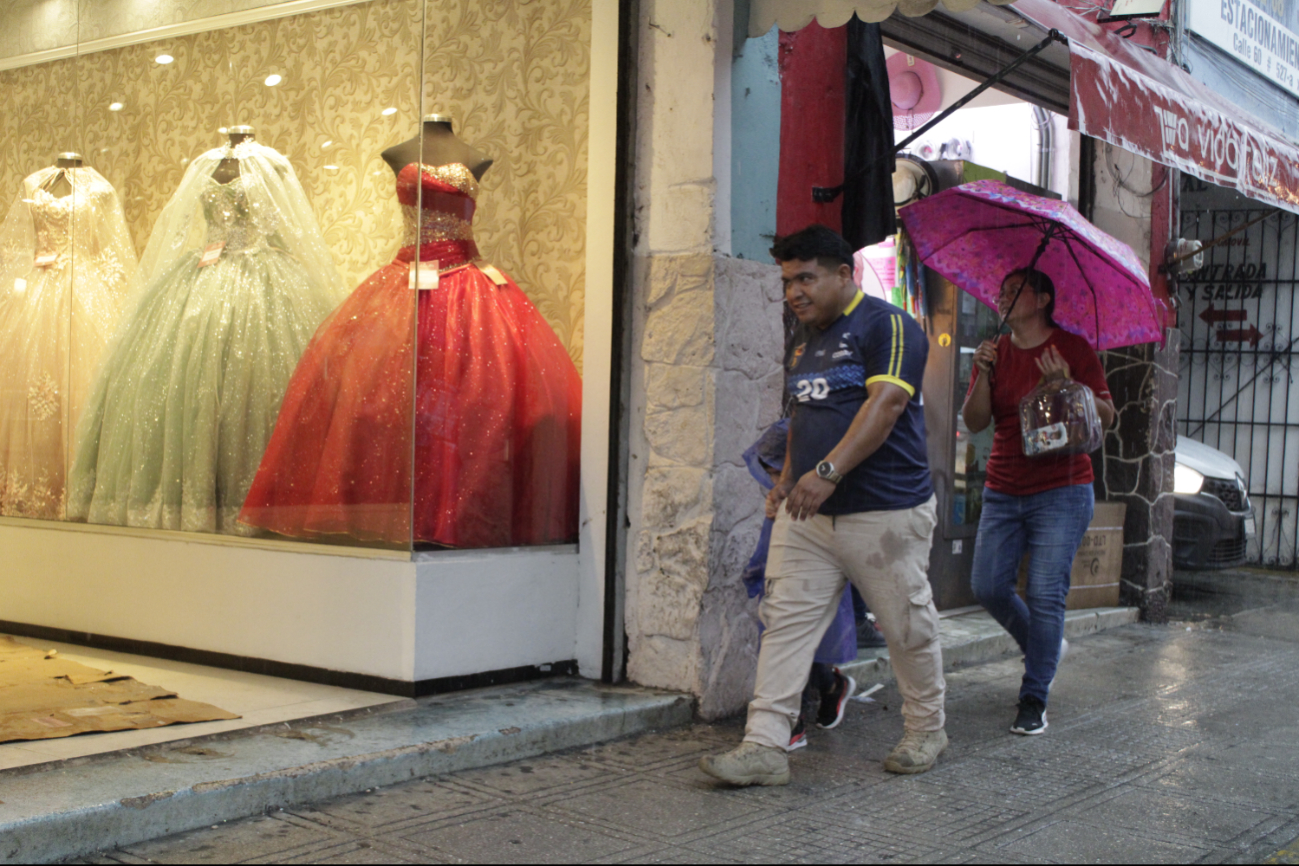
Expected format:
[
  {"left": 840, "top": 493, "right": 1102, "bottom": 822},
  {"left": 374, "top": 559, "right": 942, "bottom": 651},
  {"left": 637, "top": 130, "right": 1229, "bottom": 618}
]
[
  {"left": 68, "top": 142, "right": 344, "bottom": 535},
  {"left": 0, "top": 166, "right": 135, "bottom": 519},
  {"left": 240, "top": 162, "right": 581, "bottom": 547}
]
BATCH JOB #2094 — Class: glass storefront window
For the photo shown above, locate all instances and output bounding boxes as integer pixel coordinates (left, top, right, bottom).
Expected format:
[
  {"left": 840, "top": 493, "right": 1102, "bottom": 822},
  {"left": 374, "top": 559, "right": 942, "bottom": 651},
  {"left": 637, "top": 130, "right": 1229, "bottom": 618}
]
[{"left": 0, "top": 0, "right": 588, "bottom": 553}]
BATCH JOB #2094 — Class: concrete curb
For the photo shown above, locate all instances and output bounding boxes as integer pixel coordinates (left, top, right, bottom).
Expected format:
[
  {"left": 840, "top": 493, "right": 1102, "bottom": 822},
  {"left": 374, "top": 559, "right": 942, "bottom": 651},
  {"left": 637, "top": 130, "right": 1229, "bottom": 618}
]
[
  {"left": 0, "top": 681, "right": 693, "bottom": 864},
  {"left": 839, "top": 606, "right": 1140, "bottom": 687}
]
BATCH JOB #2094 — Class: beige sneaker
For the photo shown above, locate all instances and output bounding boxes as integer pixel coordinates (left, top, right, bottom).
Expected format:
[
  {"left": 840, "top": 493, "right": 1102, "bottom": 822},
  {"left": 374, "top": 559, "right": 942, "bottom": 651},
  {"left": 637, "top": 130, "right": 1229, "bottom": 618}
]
[
  {"left": 699, "top": 741, "right": 790, "bottom": 787},
  {"left": 883, "top": 728, "right": 948, "bottom": 775}
]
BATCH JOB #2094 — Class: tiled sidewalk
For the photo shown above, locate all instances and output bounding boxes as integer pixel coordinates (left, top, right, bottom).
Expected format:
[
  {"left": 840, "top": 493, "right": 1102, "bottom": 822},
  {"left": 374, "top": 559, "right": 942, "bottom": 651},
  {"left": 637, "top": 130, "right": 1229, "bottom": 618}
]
[
  {"left": 75, "top": 601, "right": 1299, "bottom": 864},
  {"left": 0, "top": 607, "right": 1136, "bottom": 863}
]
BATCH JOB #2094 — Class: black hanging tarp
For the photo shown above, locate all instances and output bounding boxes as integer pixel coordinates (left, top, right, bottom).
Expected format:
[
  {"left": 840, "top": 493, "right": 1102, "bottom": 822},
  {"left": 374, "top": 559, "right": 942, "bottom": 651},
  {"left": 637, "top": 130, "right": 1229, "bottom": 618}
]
[{"left": 842, "top": 17, "right": 896, "bottom": 249}]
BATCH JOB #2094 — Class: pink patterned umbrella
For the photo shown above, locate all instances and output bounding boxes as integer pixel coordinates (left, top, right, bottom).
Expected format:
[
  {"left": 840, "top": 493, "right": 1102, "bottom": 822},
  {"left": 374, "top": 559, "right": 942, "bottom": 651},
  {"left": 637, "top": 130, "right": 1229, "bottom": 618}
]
[{"left": 898, "top": 180, "right": 1162, "bottom": 349}]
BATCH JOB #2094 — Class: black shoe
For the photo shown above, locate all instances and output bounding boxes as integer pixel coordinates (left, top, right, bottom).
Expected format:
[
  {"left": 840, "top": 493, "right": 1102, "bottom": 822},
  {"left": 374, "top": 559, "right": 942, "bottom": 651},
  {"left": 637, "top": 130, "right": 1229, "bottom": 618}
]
[
  {"left": 856, "top": 618, "right": 887, "bottom": 649},
  {"left": 787, "top": 714, "right": 808, "bottom": 752},
  {"left": 1011, "top": 697, "right": 1048, "bottom": 736},
  {"left": 817, "top": 670, "right": 856, "bottom": 729}
]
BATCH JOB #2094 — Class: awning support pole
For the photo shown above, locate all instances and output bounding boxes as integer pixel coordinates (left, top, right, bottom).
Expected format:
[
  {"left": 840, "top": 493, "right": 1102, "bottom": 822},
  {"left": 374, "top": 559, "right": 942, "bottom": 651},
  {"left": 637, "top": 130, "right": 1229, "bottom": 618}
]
[
  {"left": 813, "top": 29, "right": 1066, "bottom": 203},
  {"left": 892, "top": 29, "right": 1066, "bottom": 155}
]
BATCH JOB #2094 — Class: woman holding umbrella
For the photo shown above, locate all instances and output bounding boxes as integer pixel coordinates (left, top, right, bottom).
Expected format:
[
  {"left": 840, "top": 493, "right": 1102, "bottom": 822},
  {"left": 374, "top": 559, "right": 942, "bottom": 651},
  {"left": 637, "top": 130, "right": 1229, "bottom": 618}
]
[
  {"left": 961, "top": 268, "right": 1115, "bottom": 736},
  {"left": 899, "top": 179, "right": 1161, "bottom": 738}
]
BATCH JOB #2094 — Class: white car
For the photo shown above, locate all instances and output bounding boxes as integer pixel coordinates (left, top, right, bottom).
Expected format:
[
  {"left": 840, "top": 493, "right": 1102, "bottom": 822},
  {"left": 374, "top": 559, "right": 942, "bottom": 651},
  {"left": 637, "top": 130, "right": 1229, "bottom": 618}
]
[{"left": 1173, "top": 435, "right": 1255, "bottom": 570}]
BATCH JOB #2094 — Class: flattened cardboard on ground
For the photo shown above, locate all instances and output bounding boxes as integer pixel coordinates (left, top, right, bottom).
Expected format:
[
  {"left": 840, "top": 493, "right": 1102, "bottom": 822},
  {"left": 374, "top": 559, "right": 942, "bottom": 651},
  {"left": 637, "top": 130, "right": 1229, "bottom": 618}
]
[
  {"left": 0, "top": 636, "right": 238, "bottom": 743},
  {"left": 1018, "top": 502, "right": 1126, "bottom": 610}
]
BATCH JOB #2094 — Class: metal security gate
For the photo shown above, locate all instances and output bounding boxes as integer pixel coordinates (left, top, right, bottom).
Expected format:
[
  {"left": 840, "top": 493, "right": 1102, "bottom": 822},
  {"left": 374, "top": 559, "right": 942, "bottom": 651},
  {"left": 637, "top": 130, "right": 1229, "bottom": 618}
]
[{"left": 1177, "top": 176, "right": 1299, "bottom": 568}]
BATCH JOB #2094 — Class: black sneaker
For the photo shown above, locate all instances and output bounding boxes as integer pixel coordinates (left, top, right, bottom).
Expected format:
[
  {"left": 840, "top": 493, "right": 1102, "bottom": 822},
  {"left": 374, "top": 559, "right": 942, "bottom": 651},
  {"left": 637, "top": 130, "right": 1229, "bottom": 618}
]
[
  {"left": 817, "top": 670, "right": 856, "bottom": 729},
  {"left": 787, "top": 715, "right": 808, "bottom": 752},
  {"left": 1011, "top": 697, "right": 1048, "bottom": 736},
  {"left": 856, "top": 618, "right": 887, "bottom": 649}
]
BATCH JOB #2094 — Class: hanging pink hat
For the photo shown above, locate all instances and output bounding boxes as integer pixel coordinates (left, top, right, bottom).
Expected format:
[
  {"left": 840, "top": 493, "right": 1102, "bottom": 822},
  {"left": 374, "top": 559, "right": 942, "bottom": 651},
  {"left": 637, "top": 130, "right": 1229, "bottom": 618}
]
[{"left": 887, "top": 53, "right": 942, "bottom": 131}]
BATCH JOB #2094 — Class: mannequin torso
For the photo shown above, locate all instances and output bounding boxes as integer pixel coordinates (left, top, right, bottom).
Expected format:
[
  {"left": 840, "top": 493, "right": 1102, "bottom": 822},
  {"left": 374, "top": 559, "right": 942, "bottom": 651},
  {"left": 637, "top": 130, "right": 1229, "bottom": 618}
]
[
  {"left": 212, "top": 129, "right": 255, "bottom": 185},
  {"left": 382, "top": 117, "right": 492, "bottom": 180},
  {"left": 43, "top": 153, "right": 83, "bottom": 198}
]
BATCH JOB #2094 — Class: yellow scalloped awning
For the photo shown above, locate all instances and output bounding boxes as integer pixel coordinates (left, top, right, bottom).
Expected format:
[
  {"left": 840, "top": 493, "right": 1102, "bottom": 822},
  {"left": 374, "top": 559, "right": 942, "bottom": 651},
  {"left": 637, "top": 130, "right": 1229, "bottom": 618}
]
[{"left": 749, "top": 0, "right": 1018, "bottom": 35}]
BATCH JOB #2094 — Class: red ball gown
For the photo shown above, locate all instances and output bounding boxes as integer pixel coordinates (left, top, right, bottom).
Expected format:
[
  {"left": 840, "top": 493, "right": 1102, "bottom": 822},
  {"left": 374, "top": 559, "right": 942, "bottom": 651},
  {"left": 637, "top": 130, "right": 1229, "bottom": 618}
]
[{"left": 239, "top": 162, "right": 581, "bottom": 547}]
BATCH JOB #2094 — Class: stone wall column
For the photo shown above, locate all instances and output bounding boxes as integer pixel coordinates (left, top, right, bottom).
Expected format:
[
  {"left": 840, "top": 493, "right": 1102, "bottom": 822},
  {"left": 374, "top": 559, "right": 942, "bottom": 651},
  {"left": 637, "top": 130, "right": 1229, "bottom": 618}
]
[
  {"left": 624, "top": 0, "right": 791, "bottom": 718},
  {"left": 1087, "top": 144, "right": 1179, "bottom": 621},
  {"left": 696, "top": 256, "right": 785, "bottom": 719},
  {"left": 626, "top": 253, "right": 719, "bottom": 698},
  {"left": 1096, "top": 333, "right": 1179, "bottom": 621},
  {"left": 625, "top": 250, "right": 784, "bottom": 719}
]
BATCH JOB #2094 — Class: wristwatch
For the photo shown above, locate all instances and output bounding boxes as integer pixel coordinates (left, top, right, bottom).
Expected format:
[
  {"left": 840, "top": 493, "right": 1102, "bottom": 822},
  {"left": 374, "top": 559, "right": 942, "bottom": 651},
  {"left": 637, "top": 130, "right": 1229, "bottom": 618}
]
[{"left": 815, "top": 460, "right": 843, "bottom": 484}]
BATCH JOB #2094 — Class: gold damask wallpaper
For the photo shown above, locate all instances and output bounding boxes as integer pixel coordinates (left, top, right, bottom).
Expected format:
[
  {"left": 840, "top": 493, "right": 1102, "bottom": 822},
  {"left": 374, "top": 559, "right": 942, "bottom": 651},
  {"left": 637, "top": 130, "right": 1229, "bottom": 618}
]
[
  {"left": 421, "top": 0, "right": 591, "bottom": 363},
  {"left": 0, "top": 0, "right": 589, "bottom": 368},
  {"left": 0, "top": 57, "right": 81, "bottom": 208}
]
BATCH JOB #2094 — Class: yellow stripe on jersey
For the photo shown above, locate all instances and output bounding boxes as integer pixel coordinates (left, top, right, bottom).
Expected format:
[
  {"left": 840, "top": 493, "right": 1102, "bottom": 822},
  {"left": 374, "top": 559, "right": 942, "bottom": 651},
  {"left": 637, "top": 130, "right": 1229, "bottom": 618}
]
[
  {"left": 866, "top": 374, "right": 916, "bottom": 397},
  {"left": 889, "top": 313, "right": 902, "bottom": 380},
  {"left": 843, "top": 291, "right": 865, "bottom": 317}
]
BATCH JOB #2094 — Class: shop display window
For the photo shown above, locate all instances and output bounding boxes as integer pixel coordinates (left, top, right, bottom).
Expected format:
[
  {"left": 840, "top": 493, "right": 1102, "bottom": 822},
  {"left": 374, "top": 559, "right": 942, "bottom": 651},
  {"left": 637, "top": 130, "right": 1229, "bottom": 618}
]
[{"left": 0, "top": 0, "right": 589, "bottom": 553}]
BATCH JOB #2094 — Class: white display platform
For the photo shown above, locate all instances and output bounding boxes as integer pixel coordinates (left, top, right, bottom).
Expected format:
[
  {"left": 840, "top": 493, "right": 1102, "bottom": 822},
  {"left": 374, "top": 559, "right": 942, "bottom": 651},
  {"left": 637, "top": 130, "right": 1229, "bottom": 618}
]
[{"left": 0, "top": 518, "right": 580, "bottom": 688}]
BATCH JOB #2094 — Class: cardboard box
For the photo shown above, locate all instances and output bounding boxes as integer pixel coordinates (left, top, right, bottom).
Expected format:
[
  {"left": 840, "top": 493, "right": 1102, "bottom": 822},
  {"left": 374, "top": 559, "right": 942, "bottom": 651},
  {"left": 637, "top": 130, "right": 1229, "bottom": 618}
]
[{"left": 1018, "top": 501, "right": 1126, "bottom": 610}]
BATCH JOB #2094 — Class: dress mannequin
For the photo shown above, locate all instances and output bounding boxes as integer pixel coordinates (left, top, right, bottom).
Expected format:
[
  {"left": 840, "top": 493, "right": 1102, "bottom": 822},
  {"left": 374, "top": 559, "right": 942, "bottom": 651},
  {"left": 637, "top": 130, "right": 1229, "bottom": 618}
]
[
  {"left": 0, "top": 152, "right": 136, "bottom": 520},
  {"left": 241, "top": 111, "right": 581, "bottom": 548},
  {"left": 67, "top": 129, "right": 344, "bottom": 535},
  {"left": 211, "top": 126, "right": 255, "bottom": 184},
  {"left": 42, "top": 152, "right": 83, "bottom": 198},
  {"left": 381, "top": 114, "right": 492, "bottom": 180}
]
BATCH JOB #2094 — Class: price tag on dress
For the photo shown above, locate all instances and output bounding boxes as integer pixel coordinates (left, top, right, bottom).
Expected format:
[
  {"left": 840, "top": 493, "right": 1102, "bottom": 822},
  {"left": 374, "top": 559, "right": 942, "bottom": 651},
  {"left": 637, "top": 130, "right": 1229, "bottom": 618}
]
[
  {"left": 409, "top": 262, "right": 439, "bottom": 291},
  {"left": 479, "top": 264, "right": 508, "bottom": 286},
  {"left": 33, "top": 254, "right": 57, "bottom": 267},
  {"left": 198, "top": 242, "right": 225, "bottom": 267}
]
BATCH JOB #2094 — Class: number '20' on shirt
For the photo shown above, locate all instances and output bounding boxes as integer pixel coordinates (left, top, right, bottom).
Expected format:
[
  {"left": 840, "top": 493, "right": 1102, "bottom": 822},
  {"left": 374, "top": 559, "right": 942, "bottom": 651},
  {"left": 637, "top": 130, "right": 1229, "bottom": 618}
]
[{"left": 784, "top": 292, "right": 933, "bottom": 515}]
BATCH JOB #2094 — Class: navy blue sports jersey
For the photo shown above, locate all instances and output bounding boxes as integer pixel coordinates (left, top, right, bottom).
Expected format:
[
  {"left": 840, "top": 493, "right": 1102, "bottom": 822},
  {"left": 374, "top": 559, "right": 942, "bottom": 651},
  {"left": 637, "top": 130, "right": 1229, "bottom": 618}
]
[{"left": 784, "top": 292, "right": 932, "bottom": 514}]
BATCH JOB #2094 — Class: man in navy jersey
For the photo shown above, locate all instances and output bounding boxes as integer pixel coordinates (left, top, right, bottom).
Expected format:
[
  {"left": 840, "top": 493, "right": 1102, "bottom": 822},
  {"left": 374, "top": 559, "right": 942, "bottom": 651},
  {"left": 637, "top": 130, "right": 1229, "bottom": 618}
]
[{"left": 701, "top": 225, "right": 945, "bottom": 787}]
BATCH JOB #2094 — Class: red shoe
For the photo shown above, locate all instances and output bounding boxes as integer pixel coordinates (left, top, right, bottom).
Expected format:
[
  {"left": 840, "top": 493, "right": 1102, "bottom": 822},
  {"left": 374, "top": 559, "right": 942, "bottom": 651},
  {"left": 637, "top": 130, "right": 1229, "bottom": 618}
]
[
  {"left": 817, "top": 670, "right": 856, "bottom": 729},
  {"left": 787, "top": 714, "right": 808, "bottom": 751}
]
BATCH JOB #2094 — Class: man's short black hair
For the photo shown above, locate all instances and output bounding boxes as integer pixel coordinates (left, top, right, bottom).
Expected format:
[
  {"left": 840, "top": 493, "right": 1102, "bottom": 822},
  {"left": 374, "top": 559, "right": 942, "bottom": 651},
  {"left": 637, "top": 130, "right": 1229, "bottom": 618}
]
[{"left": 769, "top": 225, "right": 854, "bottom": 272}]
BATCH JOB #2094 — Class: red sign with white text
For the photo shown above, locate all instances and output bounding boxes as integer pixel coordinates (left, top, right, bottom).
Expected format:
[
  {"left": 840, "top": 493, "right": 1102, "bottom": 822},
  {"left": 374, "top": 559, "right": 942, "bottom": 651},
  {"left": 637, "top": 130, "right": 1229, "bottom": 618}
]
[{"left": 1070, "top": 42, "right": 1299, "bottom": 214}]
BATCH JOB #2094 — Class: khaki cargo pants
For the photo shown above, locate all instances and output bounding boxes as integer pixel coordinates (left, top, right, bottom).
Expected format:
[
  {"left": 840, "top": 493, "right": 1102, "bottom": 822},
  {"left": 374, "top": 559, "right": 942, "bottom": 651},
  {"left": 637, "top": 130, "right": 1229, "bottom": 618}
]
[{"left": 744, "top": 496, "right": 945, "bottom": 749}]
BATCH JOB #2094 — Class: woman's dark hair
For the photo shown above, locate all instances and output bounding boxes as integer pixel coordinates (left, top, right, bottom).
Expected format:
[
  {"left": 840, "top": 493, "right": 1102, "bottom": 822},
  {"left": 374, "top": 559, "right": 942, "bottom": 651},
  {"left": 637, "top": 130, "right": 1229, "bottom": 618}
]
[
  {"left": 770, "top": 225, "right": 854, "bottom": 271},
  {"left": 1005, "top": 267, "right": 1058, "bottom": 327}
]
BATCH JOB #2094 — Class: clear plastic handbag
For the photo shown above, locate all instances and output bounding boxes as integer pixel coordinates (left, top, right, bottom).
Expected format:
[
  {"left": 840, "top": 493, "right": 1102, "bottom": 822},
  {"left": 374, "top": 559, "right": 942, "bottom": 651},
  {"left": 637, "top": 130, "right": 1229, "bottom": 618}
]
[{"left": 1019, "top": 377, "right": 1104, "bottom": 457}]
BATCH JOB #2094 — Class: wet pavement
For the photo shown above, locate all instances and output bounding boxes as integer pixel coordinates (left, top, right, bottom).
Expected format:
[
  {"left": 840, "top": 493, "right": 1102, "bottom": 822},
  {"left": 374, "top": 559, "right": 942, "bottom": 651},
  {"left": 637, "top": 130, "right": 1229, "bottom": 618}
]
[{"left": 68, "top": 582, "right": 1299, "bottom": 864}]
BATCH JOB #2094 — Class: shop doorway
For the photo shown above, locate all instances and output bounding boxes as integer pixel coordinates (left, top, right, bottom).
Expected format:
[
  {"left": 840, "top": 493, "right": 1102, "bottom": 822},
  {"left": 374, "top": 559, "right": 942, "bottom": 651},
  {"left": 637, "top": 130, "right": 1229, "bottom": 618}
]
[
  {"left": 732, "top": 28, "right": 1075, "bottom": 609},
  {"left": 878, "top": 58, "right": 1072, "bottom": 610}
]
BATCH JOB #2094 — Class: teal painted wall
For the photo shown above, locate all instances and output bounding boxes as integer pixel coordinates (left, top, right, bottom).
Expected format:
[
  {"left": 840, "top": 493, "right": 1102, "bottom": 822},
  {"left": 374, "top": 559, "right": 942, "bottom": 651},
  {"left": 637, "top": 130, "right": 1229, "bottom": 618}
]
[{"left": 730, "top": 27, "right": 781, "bottom": 261}]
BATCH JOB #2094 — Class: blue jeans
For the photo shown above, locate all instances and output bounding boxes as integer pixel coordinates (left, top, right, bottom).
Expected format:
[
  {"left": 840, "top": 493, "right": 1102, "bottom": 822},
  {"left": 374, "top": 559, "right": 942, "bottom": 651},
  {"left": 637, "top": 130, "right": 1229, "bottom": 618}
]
[{"left": 971, "top": 484, "right": 1094, "bottom": 705}]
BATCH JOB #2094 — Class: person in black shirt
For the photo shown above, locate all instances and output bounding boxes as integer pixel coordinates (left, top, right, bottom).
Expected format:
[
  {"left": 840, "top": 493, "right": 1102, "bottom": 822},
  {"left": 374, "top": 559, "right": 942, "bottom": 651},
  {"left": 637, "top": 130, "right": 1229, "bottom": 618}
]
[{"left": 701, "top": 225, "right": 946, "bottom": 788}]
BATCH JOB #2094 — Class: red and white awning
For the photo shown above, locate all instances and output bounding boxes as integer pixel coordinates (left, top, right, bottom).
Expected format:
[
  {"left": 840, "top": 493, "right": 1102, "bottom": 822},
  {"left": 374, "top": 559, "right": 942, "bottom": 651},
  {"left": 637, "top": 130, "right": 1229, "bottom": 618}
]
[
  {"left": 1000, "top": 0, "right": 1299, "bottom": 213},
  {"left": 1071, "top": 42, "right": 1299, "bottom": 212},
  {"left": 1012, "top": 0, "right": 1299, "bottom": 213},
  {"left": 748, "top": 0, "right": 1015, "bottom": 34}
]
